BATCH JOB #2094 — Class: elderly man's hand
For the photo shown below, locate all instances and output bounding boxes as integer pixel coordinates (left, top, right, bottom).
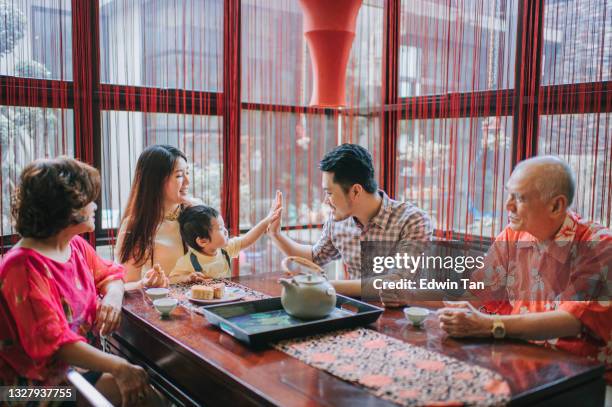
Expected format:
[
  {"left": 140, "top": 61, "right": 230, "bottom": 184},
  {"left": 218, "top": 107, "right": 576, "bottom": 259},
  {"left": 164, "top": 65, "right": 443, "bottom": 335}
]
[{"left": 437, "top": 301, "right": 493, "bottom": 337}]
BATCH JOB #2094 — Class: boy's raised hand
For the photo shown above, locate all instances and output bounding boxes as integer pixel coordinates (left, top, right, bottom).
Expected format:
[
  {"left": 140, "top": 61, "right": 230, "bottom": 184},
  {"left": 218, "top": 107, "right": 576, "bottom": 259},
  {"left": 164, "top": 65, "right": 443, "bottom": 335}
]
[{"left": 240, "top": 191, "right": 283, "bottom": 250}]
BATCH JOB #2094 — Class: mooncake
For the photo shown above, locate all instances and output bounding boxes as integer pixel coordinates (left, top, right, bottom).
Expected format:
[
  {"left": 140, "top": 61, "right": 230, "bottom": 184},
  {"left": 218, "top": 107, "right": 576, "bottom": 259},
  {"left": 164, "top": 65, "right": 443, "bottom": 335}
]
[
  {"left": 191, "top": 285, "right": 214, "bottom": 300},
  {"left": 212, "top": 283, "right": 225, "bottom": 299}
]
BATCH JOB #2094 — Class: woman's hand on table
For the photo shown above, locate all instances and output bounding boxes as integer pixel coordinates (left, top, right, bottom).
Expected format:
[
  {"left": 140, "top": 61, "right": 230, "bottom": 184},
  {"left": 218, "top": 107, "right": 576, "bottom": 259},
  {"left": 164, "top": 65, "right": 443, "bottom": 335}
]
[
  {"left": 97, "top": 280, "right": 124, "bottom": 335},
  {"left": 437, "top": 301, "right": 493, "bottom": 337},
  {"left": 97, "top": 295, "right": 122, "bottom": 336},
  {"left": 111, "top": 359, "right": 150, "bottom": 407},
  {"left": 142, "top": 264, "right": 169, "bottom": 288}
]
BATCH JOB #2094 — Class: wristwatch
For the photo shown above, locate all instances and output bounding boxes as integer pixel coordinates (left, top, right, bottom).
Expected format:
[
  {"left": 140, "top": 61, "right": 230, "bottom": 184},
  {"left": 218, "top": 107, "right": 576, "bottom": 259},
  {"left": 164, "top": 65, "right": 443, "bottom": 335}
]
[{"left": 491, "top": 319, "right": 506, "bottom": 339}]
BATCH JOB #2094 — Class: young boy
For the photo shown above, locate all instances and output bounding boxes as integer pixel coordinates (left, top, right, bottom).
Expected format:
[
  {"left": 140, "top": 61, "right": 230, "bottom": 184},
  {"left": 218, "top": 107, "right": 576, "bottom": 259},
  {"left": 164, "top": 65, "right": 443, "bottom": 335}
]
[{"left": 169, "top": 192, "right": 281, "bottom": 283}]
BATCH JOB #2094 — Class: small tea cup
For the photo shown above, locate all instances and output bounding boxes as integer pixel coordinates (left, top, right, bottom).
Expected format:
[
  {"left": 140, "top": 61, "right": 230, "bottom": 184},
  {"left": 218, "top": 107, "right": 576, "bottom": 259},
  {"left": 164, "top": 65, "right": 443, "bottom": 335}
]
[
  {"left": 404, "top": 306, "right": 429, "bottom": 327},
  {"left": 145, "top": 287, "right": 169, "bottom": 301},
  {"left": 153, "top": 298, "right": 178, "bottom": 318}
]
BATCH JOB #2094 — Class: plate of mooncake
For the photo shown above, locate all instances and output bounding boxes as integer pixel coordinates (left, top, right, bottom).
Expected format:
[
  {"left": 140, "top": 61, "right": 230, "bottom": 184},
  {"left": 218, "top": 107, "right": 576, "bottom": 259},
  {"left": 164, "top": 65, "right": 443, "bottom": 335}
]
[{"left": 187, "top": 283, "right": 246, "bottom": 305}]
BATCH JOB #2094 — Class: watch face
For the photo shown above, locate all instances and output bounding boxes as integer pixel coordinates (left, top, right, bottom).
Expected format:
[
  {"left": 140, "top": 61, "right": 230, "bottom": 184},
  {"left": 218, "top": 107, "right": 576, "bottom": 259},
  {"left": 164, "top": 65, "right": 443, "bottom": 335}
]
[{"left": 493, "top": 325, "right": 505, "bottom": 338}]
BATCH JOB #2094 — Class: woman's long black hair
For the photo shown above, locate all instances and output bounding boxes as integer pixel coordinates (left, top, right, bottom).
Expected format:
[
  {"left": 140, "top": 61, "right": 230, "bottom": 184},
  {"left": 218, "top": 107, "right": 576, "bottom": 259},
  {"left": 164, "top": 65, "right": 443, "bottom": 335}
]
[{"left": 118, "top": 144, "right": 186, "bottom": 266}]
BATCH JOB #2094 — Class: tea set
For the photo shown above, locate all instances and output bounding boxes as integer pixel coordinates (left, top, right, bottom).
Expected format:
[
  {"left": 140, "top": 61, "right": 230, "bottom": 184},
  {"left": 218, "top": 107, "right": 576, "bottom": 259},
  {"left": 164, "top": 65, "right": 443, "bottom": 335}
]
[
  {"left": 144, "top": 256, "right": 429, "bottom": 327},
  {"left": 144, "top": 288, "right": 177, "bottom": 318}
]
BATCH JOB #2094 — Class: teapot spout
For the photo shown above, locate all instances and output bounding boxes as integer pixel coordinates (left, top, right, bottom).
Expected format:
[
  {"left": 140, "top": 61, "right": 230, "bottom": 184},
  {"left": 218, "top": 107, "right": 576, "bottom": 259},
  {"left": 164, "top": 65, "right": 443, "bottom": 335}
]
[{"left": 279, "top": 278, "right": 297, "bottom": 290}]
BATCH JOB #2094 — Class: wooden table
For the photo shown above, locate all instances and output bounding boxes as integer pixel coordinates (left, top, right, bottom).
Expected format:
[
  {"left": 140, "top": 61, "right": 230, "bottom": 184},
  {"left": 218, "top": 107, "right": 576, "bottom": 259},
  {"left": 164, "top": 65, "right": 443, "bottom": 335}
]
[{"left": 108, "top": 272, "right": 606, "bottom": 406}]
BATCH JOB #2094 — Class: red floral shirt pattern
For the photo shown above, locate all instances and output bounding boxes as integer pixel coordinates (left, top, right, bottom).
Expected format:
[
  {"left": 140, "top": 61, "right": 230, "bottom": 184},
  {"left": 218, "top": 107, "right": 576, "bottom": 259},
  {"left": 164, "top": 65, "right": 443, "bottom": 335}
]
[
  {"left": 0, "top": 236, "right": 124, "bottom": 385},
  {"left": 473, "top": 211, "right": 611, "bottom": 383}
]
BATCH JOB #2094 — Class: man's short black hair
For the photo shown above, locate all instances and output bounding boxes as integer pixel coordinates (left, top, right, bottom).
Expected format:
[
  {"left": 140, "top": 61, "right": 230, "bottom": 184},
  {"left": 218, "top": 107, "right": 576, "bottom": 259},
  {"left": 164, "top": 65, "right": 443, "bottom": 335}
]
[
  {"left": 178, "top": 205, "right": 219, "bottom": 250},
  {"left": 319, "top": 143, "right": 378, "bottom": 193}
]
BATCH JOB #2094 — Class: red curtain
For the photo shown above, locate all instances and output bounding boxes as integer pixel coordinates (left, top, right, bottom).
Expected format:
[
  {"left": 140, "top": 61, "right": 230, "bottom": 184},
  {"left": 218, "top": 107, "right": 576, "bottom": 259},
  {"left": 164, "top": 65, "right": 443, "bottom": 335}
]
[{"left": 0, "top": 0, "right": 609, "bottom": 262}]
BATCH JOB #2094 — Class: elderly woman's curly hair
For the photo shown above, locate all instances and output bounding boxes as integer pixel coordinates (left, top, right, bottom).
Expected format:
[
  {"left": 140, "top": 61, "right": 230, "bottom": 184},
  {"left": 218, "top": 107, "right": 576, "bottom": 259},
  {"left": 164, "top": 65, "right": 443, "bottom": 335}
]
[{"left": 12, "top": 157, "right": 100, "bottom": 238}]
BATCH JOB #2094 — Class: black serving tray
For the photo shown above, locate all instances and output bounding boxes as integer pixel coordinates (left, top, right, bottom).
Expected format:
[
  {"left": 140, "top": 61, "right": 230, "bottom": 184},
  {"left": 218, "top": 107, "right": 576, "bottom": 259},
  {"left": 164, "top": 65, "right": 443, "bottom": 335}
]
[{"left": 201, "top": 295, "right": 384, "bottom": 348}]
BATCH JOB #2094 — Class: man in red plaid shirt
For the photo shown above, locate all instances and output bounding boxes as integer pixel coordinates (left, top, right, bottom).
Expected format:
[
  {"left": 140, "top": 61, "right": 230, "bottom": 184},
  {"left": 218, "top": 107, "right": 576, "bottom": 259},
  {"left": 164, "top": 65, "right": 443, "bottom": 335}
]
[{"left": 268, "top": 144, "right": 432, "bottom": 296}]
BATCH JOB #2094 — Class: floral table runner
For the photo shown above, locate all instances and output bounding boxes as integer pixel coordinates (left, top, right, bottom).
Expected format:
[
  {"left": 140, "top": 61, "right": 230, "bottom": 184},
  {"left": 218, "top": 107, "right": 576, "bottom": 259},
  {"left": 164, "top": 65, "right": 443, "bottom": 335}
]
[
  {"left": 168, "top": 283, "right": 510, "bottom": 405},
  {"left": 274, "top": 327, "right": 511, "bottom": 407}
]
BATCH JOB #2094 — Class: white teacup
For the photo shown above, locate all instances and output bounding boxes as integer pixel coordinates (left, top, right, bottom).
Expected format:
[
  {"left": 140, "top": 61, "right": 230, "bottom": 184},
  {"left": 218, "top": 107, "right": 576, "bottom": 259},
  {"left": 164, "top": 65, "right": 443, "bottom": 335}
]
[
  {"left": 153, "top": 298, "right": 178, "bottom": 318},
  {"left": 404, "top": 306, "right": 429, "bottom": 327},
  {"left": 145, "top": 287, "right": 169, "bottom": 301}
]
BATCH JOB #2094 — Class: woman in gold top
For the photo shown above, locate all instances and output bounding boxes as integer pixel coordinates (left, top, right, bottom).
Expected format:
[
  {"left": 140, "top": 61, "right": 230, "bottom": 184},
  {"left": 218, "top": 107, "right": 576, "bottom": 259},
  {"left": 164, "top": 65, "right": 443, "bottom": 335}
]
[{"left": 116, "top": 144, "right": 196, "bottom": 289}]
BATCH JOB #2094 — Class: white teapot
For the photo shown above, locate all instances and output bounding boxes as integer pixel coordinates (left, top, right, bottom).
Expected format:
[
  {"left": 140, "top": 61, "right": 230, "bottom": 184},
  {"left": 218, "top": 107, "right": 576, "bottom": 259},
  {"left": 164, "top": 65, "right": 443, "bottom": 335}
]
[{"left": 279, "top": 256, "right": 337, "bottom": 319}]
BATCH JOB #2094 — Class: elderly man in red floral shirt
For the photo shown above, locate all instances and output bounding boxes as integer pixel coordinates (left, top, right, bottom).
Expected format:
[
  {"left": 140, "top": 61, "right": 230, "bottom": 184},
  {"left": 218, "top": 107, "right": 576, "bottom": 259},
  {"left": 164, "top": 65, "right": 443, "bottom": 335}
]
[{"left": 437, "top": 156, "right": 611, "bottom": 387}]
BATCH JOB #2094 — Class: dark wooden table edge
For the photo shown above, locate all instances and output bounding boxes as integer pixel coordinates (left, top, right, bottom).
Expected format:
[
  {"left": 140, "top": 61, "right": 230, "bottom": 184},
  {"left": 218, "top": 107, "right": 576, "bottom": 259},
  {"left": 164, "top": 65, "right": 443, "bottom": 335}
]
[
  {"left": 509, "top": 363, "right": 606, "bottom": 406},
  {"left": 107, "top": 334, "right": 201, "bottom": 406},
  {"left": 116, "top": 307, "right": 283, "bottom": 406},
  {"left": 116, "top": 298, "right": 608, "bottom": 407}
]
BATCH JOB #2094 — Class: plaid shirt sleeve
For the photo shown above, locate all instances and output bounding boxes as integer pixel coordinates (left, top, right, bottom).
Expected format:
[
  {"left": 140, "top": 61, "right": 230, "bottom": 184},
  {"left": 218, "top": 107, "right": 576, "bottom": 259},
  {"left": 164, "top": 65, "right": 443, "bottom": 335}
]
[
  {"left": 399, "top": 208, "right": 433, "bottom": 242},
  {"left": 311, "top": 217, "right": 341, "bottom": 266}
]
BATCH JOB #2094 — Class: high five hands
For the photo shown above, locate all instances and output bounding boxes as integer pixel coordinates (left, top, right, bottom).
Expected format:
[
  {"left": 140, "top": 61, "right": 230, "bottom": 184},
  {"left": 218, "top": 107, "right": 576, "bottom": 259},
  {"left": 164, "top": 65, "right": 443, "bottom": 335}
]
[{"left": 267, "top": 191, "right": 283, "bottom": 235}]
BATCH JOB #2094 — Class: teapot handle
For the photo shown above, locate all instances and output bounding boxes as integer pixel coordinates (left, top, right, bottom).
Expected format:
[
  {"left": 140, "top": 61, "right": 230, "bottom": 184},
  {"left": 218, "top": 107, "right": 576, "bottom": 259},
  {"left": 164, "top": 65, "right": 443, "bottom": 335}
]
[{"left": 281, "top": 256, "right": 326, "bottom": 276}]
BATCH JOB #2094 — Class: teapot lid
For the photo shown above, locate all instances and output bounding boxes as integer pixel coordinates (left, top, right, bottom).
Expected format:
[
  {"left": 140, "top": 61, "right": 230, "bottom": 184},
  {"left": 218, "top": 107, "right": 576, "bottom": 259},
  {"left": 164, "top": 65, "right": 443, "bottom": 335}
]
[{"left": 294, "top": 273, "right": 326, "bottom": 284}]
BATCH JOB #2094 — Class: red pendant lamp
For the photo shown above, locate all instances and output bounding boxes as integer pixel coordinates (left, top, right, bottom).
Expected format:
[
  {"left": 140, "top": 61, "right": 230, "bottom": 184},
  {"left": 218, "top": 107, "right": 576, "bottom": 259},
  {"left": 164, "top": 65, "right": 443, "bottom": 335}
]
[{"left": 299, "top": 0, "right": 362, "bottom": 107}]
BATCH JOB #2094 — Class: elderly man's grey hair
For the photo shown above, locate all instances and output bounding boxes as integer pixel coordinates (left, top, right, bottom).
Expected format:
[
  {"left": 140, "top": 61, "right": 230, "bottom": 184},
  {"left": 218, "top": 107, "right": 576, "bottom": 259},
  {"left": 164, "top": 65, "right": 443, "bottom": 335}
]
[{"left": 514, "top": 155, "right": 576, "bottom": 206}]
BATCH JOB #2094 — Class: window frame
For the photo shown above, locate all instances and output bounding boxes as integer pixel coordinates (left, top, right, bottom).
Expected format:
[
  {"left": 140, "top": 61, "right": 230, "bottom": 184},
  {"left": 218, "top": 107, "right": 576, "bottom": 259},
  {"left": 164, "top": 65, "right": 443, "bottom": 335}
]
[{"left": 0, "top": 0, "right": 610, "bottom": 255}]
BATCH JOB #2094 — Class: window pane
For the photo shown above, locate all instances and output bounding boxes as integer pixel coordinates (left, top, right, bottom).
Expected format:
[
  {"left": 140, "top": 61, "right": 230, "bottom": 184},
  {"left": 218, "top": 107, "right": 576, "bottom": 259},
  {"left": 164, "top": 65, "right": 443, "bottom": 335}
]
[
  {"left": 399, "top": 0, "right": 517, "bottom": 97},
  {"left": 100, "top": 110, "right": 222, "bottom": 229},
  {"left": 396, "top": 116, "right": 513, "bottom": 238},
  {"left": 542, "top": 0, "right": 611, "bottom": 85},
  {"left": 539, "top": 113, "right": 611, "bottom": 227},
  {"left": 240, "top": 110, "right": 337, "bottom": 229},
  {"left": 0, "top": 0, "right": 72, "bottom": 80},
  {"left": 1, "top": 106, "right": 74, "bottom": 235},
  {"left": 241, "top": 0, "right": 306, "bottom": 105},
  {"left": 99, "top": 0, "right": 223, "bottom": 91},
  {"left": 242, "top": 0, "right": 383, "bottom": 107},
  {"left": 340, "top": 115, "right": 382, "bottom": 183},
  {"left": 345, "top": 0, "right": 384, "bottom": 108}
]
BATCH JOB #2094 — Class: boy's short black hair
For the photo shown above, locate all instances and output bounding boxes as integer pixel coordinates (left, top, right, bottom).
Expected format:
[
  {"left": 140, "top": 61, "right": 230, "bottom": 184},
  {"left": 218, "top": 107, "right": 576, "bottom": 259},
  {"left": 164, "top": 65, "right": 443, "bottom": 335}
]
[
  {"left": 178, "top": 205, "right": 219, "bottom": 250},
  {"left": 319, "top": 143, "right": 378, "bottom": 193}
]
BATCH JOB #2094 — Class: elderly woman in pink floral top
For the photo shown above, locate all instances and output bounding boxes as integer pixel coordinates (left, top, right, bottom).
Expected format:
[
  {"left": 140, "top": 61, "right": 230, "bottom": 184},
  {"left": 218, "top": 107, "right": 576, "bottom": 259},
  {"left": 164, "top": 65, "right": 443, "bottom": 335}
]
[{"left": 0, "top": 157, "right": 153, "bottom": 406}]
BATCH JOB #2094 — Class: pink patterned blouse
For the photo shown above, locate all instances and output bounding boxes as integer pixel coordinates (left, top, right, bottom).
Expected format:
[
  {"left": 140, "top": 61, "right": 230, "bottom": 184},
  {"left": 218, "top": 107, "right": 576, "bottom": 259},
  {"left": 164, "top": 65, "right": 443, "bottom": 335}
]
[{"left": 0, "top": 235, "right": 124, "bottom": 385}]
